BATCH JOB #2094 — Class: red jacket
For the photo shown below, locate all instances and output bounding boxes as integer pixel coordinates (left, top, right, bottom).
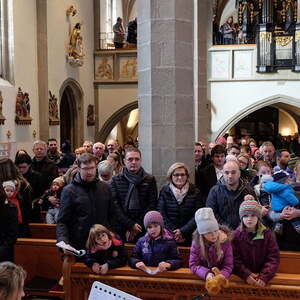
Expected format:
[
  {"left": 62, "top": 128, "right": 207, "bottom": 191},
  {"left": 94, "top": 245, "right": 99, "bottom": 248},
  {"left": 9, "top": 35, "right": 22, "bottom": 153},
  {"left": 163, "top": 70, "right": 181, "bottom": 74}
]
[{"left": 232, "top": 225, "right": 280, "bottom": 283}]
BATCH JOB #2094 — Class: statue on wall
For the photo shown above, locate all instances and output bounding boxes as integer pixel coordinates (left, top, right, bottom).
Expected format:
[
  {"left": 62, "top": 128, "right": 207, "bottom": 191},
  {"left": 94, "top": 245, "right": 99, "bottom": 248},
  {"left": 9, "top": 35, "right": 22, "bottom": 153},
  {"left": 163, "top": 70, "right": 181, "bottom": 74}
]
[
  {"left": 0, "top": 91, "right": 6, "bottom": 124},
  {"left": 87, "top": 104, "right": 95, "bottom": 126},
  {"left": 49, "top": 91, "right": 60, "bottom": 125},
  {"left": 67, "top": 22, "right": 84, "bottom": 66},
  {"left": 15, "top": 87, "right": 32, "bottom": 125}
]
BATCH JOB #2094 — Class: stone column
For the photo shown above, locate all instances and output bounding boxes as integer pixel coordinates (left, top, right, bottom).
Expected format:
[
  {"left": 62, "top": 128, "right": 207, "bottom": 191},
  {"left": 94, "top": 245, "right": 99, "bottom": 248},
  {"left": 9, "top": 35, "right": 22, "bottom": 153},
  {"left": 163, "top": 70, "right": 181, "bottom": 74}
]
[
  {"left": 196, "top": 0, "right": 212, "bottom": 143},
  {"left": 138, "top": 0, "right": 195, "bottom": 187},
  {"left": 36, "top": 0, "right": 49, "bottom": 141}
]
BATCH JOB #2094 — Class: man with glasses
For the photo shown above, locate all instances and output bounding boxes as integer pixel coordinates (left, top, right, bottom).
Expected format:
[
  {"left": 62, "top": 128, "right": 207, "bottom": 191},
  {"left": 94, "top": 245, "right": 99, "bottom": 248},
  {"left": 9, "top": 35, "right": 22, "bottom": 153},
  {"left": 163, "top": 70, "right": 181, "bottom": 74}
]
[
  {"left": 56, "top": 153, "right": 116, "bottom": 251},
  {"left": 111, "top": 147, "right": 157, "bottom": 242}
]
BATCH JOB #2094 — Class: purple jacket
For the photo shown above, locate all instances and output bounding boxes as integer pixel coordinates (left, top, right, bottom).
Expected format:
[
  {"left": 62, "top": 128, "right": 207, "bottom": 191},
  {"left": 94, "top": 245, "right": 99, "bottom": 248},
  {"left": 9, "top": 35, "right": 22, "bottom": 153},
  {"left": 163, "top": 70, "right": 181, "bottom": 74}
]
[
  {"left": 129, "top": 229, "right": 182, "bottom": 270},
  {"left": 232, "top": 227, "right": 280, "bottom": 283},
  {"left": 189, "top": 237, "right": 233, "bottom": 279}
]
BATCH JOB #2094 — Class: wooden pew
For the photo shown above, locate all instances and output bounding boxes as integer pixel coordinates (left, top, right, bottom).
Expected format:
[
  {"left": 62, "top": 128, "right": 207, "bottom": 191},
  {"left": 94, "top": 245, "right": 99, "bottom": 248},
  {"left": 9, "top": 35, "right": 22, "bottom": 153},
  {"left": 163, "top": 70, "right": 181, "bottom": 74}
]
[
  {"left": 15, "top": 237, "right": 300, "bottom": 300},
  {"left": 63, "top": 251, "right": 300, "bottom": 300},
  {"left": 15, "top": 238, "right": 64, "bottom": 299},
  {"left": 29, "top": 223, "right": 56, "bottom": 239}
]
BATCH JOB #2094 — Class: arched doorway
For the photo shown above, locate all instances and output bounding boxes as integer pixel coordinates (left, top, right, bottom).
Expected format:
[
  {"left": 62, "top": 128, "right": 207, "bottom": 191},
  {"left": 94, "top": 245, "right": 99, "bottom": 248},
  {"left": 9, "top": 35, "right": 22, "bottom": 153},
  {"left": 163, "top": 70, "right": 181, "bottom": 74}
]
[
  {"left": 59, "top": 79, "right": 84, "bottom": 149},
  {"left": 96, "top": 101, "right": 138, "bottom": 144},
  {"left": 214, "top": 95, "right": 300, "bottom": 145}
]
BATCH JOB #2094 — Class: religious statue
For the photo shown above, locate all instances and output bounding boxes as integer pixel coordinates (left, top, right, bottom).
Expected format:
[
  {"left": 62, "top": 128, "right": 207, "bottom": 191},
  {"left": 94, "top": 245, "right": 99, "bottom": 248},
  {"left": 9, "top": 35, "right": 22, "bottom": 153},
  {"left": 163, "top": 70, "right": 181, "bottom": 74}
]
[
  {"left": 67, "top": 22, "right": 84, "bottom": 66},
  {"left": 87, "top": 104, "right": 95, "bottom": 126},
  {"left": 0, "top": 91, "right": 6, "bottom": 125},
  {"left": 15, "top": 87, "right": 32, "bottom": 125},
  {"left": 49, "top": 91, "right": 60, "bottom": 125}
]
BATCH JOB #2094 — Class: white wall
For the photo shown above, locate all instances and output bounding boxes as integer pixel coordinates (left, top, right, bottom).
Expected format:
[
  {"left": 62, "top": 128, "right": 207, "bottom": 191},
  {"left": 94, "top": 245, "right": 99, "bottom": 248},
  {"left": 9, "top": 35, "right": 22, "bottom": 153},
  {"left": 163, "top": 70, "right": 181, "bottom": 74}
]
[
  {"left": 0, "top": 0, "right": 39, "bottom": 157},
  {"left": 278, "top": 109, "right": 298, "bottom": 136},
  {"left": 97, "top": 83, "right": 137, "bottom": 130},
  {"left": 47, "top": 0, "right": 95, "bottom": 143}
]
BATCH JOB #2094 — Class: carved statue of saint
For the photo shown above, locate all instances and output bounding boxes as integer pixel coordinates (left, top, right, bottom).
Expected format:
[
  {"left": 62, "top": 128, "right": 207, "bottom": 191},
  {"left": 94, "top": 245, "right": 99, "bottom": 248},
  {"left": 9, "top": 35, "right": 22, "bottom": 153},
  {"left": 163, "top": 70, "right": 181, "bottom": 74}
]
[
  {"left": 68, "top": 22, "right": 84, "bottom": 60},
  {"left": 87, "top": 104, "right": 95, "bottom": 126},
  {"left": 15, "top": 87, "right": 32, "bottom": 124}
]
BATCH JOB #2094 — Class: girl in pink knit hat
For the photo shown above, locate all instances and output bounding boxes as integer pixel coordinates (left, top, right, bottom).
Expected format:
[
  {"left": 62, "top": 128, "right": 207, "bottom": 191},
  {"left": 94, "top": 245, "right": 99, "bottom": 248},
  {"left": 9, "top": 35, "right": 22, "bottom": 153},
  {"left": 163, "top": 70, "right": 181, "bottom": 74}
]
[{"left": 129, "top": 210, "right": 182, "bottom": 273}]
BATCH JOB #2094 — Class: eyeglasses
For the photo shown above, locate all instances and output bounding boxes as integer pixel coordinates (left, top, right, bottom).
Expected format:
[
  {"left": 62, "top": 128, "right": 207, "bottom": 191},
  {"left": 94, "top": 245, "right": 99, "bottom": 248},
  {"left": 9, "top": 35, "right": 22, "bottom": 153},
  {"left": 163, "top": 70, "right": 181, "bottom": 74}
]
[{"left": 172, "top": 173, "right": 187, "bottom": 177}]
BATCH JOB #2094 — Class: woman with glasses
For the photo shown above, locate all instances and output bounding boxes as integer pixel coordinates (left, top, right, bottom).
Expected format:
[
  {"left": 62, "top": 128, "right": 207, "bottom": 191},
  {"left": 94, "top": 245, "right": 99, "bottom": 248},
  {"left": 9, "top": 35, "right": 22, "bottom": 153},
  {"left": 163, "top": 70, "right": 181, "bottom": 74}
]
[{"left": 158, "top": 162, "right": 204, "bottom": 246}]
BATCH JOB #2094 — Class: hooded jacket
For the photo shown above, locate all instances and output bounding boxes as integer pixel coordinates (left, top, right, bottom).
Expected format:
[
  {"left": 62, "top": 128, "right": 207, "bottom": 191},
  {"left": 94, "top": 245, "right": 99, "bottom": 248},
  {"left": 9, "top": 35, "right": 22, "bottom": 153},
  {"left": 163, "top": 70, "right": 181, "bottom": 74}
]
[
  {"left": 189, "top": 227, "right": 233, "bottom": 280},
  {"left": 263, "top": 181, "right": 299, "bottom": 212},
  {"left": 129, "top": 228, "right": 182, "bottom": 270},
  {"left": 232, "top": 224, "right": 280, "bottom": 283},
  {"left": 206, "top": 178, "right": 255, "bottom": 229}
]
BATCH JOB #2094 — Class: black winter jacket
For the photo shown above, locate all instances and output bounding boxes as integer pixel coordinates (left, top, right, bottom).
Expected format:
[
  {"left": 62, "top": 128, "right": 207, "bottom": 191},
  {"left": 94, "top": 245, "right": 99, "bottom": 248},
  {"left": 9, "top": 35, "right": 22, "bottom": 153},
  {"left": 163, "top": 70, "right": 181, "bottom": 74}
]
[
  {"left": 56, "top": 173, "right": 116, "bottom": 249},
  {"left": 0, "top": 202, "right": 18, "bottom": 262},
  {"left": 111, "top": 169, "right": 157, "bottom": 231},
  {"left": 206, "top": 178, "right": 255, "bottom": 230},
  {"left": 32, "top": 156, "right": 58, "bottom": 191},
  {"left": 157, "top": 183, "right": 204, "bottom": 239}
]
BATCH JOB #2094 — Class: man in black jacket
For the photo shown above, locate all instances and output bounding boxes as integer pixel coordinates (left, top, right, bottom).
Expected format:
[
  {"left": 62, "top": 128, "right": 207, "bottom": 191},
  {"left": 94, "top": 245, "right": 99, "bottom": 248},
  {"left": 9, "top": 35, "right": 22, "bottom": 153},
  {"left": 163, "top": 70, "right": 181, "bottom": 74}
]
[
  {"left": 111, "top": 147, "right": 157, "bottom": 242},
  {"left": 31, "top": 140, "right": 58, "bottom": 192},
  {"left": 206, "top": 160, "right": 255, "bottom": 229},
  {"left": 56, "top": 153, "right": 116, "bottom": 250}
]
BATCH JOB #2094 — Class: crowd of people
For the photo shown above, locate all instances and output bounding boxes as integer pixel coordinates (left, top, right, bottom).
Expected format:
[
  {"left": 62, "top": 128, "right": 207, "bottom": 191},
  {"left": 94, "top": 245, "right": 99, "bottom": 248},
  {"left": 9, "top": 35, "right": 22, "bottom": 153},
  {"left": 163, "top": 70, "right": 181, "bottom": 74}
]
[{"left": 1, "top": 133, "right": 300, "bottom": 292}]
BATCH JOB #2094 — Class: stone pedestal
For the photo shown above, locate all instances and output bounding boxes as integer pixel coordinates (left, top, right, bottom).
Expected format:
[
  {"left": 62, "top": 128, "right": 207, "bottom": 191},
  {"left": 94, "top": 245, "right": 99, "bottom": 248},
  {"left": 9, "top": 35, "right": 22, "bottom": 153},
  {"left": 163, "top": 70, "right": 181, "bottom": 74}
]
[{"left": 138, "top": 0, "right": 195, "bottom": 186}]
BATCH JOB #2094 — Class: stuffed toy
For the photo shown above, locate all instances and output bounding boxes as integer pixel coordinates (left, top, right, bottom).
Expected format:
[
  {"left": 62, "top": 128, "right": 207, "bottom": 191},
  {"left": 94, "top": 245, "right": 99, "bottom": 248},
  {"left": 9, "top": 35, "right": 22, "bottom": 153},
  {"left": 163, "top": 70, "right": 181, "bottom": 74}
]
[{"left": 205, "top": 267, "right": 229, "bottom": 295}]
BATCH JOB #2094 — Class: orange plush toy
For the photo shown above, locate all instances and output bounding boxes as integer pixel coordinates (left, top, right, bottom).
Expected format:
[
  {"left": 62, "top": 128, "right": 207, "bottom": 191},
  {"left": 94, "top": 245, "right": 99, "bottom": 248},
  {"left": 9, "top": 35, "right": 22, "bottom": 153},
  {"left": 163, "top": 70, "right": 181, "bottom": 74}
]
[{"left": 205, "top": 267, "right": 229, "bottom": 295}]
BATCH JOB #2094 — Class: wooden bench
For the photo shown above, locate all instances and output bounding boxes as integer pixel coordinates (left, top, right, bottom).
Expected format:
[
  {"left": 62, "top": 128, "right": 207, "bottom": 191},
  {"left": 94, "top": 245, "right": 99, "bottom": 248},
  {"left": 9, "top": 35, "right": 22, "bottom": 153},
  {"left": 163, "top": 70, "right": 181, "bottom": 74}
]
[
  {"left": 62, "top": 250, "right": 300, "bottom": 300},
  {"left": 29, "top": 223, "right": 56, "bottom": 239},
  {"left": 15, "top": 237, "right": 300, "bottom": 300},
  {"left": 63, "top": 262, "right": 300, "bottom": 300},
  {"left": 15, "top": 238, "right": 64, "bottom": 299}
]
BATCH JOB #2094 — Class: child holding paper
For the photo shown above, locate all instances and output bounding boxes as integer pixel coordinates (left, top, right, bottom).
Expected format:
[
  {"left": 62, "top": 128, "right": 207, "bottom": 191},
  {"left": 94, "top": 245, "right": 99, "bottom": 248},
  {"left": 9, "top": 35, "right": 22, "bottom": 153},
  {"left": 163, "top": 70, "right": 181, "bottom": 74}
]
[
  {"left": 129, "top": 211, "right": 182, "bottom": 273},
  {"left": 82, "top": 224, "right": 127, "bottom": 274}
]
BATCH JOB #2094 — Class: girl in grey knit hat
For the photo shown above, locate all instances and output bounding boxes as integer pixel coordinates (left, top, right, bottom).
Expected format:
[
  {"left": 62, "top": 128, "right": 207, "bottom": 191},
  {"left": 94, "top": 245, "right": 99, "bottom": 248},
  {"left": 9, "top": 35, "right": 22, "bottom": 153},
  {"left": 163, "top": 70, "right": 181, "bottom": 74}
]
[{"left": 189, "top": 207, "right": 233, "bottom": 281}]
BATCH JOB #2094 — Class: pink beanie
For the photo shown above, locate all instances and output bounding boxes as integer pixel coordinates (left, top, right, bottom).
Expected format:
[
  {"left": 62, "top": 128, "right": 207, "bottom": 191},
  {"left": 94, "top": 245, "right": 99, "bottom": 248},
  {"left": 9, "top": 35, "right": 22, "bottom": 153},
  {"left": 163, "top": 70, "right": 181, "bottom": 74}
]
[{"left": 143, "top": 211, "right": 164, "bottom": 229}]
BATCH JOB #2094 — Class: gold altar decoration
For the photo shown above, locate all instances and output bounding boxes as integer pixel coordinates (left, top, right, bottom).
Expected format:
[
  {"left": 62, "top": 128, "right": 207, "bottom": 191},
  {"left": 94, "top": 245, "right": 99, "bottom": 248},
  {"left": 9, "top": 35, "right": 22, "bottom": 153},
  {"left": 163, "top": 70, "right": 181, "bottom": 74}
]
[{"left": 275, "top": 35, "right": 293, "bottom": 47}]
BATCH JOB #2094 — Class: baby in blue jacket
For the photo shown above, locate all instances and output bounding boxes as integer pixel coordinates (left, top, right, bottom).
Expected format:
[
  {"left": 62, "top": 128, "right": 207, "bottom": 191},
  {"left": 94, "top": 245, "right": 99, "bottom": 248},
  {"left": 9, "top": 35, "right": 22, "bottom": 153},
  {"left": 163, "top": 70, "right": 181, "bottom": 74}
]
[{"left": 263, "top": 170, "right": 300, "bottom": 235}]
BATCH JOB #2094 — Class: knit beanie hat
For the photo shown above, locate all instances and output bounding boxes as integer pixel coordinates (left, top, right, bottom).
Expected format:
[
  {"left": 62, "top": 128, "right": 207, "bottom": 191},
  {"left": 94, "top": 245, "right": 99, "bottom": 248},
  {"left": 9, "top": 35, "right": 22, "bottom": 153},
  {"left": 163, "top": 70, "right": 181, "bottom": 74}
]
[
  {"left": 195, "top": 207, "right": 219, "bottom": 235},
  {"left": 239, "top": 200, "right": 262, "bottom": 220},
  {"left": 288, "top": 154, "right": 299, "bottom": 170},
  {"left": 272, "top": 170, "right": 289, "bottom": 183},
  {"left": 260, "top": 174, "right": 273, "bottom": 184},
  {"left": 2, "top": 180, "right": 17, "bottom": 190},
  {"left": 143, "top": 211, "right": 164, "bottom": 229}
]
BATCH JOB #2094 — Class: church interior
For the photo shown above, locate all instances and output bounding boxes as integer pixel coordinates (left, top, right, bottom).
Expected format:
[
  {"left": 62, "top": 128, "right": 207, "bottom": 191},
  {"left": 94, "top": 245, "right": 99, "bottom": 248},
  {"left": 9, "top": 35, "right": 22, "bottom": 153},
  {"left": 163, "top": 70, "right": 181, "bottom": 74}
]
[{"left": 1, "top": 0, "right": 300, "bottom": 299}]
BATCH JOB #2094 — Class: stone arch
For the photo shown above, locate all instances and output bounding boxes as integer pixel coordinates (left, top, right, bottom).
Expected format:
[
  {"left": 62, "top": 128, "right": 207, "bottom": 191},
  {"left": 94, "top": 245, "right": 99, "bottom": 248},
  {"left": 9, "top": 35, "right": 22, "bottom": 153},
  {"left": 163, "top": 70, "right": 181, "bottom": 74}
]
[
  {"left": 96, "top": 101, "right": 138, "bottom": 143},
  {"left": 59, "top": 78, "right": 84, "bottom": 149},
  {"left": 213, "top": 94, "right": 300, "bottom": 140}
]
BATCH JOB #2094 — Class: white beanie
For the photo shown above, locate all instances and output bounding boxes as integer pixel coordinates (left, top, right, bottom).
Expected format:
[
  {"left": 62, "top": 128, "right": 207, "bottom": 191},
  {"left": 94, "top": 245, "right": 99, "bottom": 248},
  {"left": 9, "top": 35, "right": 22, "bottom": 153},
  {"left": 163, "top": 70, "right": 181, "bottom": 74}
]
[
  {"left": 2, "top": 180, "right": 17, "bottom": 190},
  {"left": 195, "top": 207, "right": 219, "bottom": 235}
]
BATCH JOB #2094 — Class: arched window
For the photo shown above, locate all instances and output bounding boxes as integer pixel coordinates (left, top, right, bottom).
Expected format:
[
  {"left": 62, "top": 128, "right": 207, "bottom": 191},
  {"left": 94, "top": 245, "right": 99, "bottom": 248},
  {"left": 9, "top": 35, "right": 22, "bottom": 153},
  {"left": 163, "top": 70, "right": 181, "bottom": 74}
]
[{"left": 0, "top": 0, "right": 14, "bottom": 83}]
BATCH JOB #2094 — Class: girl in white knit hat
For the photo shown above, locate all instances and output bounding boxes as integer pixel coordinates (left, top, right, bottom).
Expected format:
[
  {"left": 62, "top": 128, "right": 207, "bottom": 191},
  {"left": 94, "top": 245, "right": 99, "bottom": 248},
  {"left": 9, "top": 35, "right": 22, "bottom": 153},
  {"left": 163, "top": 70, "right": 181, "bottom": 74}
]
[{"left": 189, "top": 207, "right": 233, "bottom": 281}]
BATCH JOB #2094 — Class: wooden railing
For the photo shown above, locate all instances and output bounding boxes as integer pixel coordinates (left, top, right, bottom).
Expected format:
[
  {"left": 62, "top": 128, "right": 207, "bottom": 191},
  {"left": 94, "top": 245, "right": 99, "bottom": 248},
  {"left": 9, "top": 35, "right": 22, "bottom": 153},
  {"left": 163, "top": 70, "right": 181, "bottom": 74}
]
[{"left": 15, "top": 236, "right": 300, "bottom": 300}]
